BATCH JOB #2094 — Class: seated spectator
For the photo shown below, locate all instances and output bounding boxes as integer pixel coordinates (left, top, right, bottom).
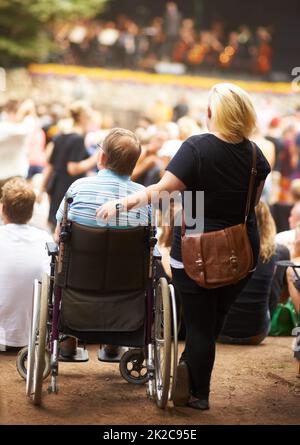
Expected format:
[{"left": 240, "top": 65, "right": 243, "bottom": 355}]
[
  {"left": 132, "top": 129, "right": 167, "bottom": 186},
  {"left": 290, "top": 179, "right": 300, "bottom": 203},
  {"left": 270, "top": 200, "right": 293, "bottom": 233},
  {"left": 55, "top": 127, "right": 149, "bottom": 230},
  {"left": 269, "top": 244, "right": 290, "bottom": 317},
  {"left": 286, "top": 230, "right": 300, "bottom": 314},
  {"left": 0, "top": 178, "right": 52, "bottom": 349},
  {"left": 275, "top": 202, "right": 300, "bottom": 257},
  {"left": 252, "top": 127, "right": 275, "bottom": 203},
  {"left": 219, "top": 201, "right": 277, "bottom": 345},
  {"left": 158, "top": 117, "right": 201, "bottom": 163},
  {"left": 55, "top": 128, "right": 149, "bottom": 357}
]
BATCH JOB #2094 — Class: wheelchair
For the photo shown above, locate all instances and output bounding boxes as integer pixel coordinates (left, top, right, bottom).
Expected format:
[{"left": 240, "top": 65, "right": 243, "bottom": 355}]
[{"left": 16, "top": 196, "right": 178, "bottom": 408}]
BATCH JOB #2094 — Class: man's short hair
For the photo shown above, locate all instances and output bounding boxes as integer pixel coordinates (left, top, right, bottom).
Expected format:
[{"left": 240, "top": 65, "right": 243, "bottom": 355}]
[
  {"left": 102, "top": 128, "right": 141, "bottom": 176},
  {"left": 1, "top": 178, "right": 36, "bottom": 224}
]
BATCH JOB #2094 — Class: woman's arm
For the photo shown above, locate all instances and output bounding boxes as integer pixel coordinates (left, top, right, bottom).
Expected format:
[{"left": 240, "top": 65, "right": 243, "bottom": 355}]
[
  {"left": 255, "top": 180, "right": 265, "bottom": 206},
  {"left": 40, "top": 163, "right": 54, "bottom": 193},
  {"left": 96, "top": 171, "right": 186, "bottom": 220},
  {"left": 67, "top": 152, "right": 98, "bottom": 176}
]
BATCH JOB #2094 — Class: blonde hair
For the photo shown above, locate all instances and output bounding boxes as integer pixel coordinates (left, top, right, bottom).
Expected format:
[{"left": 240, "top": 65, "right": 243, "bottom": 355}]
[
  {"left": 255, "top": 201, "right": 276, "bottom": 263},
  {"left": 209, "top": 83, "right": 257, "bottom": 144}
]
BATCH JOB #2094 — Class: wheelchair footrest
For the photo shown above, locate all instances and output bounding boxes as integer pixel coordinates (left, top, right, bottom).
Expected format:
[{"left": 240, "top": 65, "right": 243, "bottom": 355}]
[
  {"left": 58, "top": 347, "right": 89, "bottom": 363},
  {"left": 98, "top": 347, "right": 128, "bottom": 363}
]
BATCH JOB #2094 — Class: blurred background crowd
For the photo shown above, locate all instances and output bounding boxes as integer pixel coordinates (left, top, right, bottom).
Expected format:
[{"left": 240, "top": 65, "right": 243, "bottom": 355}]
[
  {"left": 2, "top": 95, "right": 300, "bottom": 224},
  {"left": 49, "top": 6, "right": 273, "bottom": 76},
  {"left": 1, "top": 0, "right": 298, "bottom": 80}
]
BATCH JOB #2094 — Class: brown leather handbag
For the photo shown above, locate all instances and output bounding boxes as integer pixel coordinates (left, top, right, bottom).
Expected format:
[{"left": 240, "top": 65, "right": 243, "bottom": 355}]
[{"left": 181, "top": 142, "right": 257, "bottom": 289}]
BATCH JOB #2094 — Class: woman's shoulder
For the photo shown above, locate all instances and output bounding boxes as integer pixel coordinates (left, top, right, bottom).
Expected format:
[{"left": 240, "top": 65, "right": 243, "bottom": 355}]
[
  {"left": 185, "top": 132, "right": 214, "bottom": 146},
  {"left": 182, "top": 133, "right": 217, "bottom": 157}
]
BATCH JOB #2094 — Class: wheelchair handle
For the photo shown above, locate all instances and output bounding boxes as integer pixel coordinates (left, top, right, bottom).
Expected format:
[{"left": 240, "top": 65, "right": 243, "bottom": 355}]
[{"left": 58, "top": 194, "right": 73, "bottom": 273}]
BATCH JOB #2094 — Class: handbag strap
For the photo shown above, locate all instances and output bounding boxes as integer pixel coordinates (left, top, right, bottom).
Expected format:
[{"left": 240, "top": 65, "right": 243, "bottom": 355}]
[
  {"left": 181, "top": 140, "right": 257, "bottom": 235},
  {"left": 244, "top": 141, "right": 257, "bottom": 223}
]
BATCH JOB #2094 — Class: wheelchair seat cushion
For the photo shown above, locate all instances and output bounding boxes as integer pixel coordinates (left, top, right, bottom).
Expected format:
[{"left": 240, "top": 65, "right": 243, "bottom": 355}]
[{"left": 60, "top": 287, "right": 146, "bottom": 332}]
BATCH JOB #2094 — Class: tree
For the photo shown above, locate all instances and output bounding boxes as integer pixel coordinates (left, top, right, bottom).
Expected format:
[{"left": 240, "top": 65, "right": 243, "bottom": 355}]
[{"left": 0, "top": 0, "right": 109, "bottom": 66}]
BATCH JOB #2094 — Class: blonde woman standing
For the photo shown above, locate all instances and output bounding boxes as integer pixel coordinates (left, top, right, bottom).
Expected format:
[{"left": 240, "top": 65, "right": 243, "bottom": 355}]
[{"left": 97, "top": 83, "right": 271, "bottom": 410}]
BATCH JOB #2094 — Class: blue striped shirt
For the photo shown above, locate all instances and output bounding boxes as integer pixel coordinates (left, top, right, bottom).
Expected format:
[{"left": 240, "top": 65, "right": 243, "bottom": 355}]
[{"left": 56, "top": 169, "right": 150, "bottom": 228}]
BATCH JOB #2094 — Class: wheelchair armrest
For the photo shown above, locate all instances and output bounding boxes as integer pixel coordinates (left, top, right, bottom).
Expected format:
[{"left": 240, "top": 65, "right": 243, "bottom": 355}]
[{"left": 46, "top": 242, "right": 59, "bottom": 256}]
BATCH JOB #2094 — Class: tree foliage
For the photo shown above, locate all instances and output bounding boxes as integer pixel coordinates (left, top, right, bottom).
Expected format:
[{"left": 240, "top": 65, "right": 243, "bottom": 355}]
[{"left": 0, "top": 0, "right": 108, "bottom": 66}]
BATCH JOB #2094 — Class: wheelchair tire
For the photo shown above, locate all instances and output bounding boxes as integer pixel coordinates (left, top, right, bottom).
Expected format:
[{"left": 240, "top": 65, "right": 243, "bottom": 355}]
[
  {"left": 16, "top": 346, "right": 51, "bottom": 381},
  {"left": 119, "top": 349, "right": 148, "bottom": 385},
  {"left": 26, "top": 279, "right": 41, "bottom": 397},
  {"left": 168, "top": 284, "right": 178, "bottom": 402},
  {"left": 153, "top": 277, "right": 172, "bottom": 409},
  {"left": 31, "top": 273, "right": 49, "bottom": 406}
]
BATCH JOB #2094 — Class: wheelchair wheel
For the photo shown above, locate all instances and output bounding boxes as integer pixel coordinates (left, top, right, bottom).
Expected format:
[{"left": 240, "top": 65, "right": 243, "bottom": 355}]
[
  {"left": 119, "top": 349, "right": 148, "bottom": 385},
  {"left": 26, "top": 279, "right": 41, "bottom": 397},
  {"left": 30, "top": 274, "right": 49, "bottom": 405},
  {"left": 168, "top": 284, "right": 178, "bottom": 401},
  {"left": 16, "top": 346, "right": 51, "bottom": 381},
  {"left": 153, "top": 277, "right": 172, "bottom": 408}
]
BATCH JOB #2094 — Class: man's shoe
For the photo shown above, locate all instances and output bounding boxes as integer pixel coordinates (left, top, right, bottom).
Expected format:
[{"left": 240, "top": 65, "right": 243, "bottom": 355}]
[
  {"left": 104, "top": 344, "right": 121, "bottom": 357},
  {"left": 173, "top": 361, "right": 190, "bottom": 406},
  {"left": 59, "top": 336, "right": 77, "bottom": 357},
  {"left": 187, "top": 399, "right": 210, "bottom": 410}
]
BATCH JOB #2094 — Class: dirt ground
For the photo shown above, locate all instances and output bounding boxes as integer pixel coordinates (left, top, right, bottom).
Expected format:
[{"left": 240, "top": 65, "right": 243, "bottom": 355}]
[{"left": 0, "top": 338, "right": 299, "bottom": 425}]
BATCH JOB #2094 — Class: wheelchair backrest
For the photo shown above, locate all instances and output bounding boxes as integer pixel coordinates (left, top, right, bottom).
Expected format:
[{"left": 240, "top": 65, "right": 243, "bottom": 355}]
[{"left": 58, "top": 223, "right": 150, "bottom": 293}]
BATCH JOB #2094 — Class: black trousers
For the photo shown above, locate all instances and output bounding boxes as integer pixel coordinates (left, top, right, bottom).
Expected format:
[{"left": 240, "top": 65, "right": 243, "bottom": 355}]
[{"left": 172, "top": 267, "right": 251, "bottom": 399}]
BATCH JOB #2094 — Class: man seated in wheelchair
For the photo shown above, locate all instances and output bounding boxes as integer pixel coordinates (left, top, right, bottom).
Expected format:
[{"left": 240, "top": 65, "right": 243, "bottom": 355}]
[{"left": 55, "top": 128, "right": 151, "bottom": 358}]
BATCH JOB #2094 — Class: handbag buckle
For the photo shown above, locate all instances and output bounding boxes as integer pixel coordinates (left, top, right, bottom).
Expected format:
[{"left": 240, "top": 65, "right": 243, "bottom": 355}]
[
  {"left": 195, "top": 256, "right": 204, "bottom": 272},
  {"left": 230, "top": 254, "right": 238, "bottom": 269}
]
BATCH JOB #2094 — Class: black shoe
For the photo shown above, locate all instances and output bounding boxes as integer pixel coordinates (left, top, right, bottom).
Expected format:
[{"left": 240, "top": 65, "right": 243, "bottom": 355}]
[
  {"left": 104, "top": 344, "right": 121, "bottom": 357},
  {"left": 187, "top": 399, "right": 210, "bottom": 410},
  {"left": 59, "top": 336, "right": 77, "bottom": 357},
  {"left": 173, "top": 361, "right": 190, "bottom": 406}
]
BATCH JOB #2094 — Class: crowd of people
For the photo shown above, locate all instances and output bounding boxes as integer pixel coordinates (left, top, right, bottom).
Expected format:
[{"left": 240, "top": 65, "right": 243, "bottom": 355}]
[
  {"left": 0, "top": 85, "right": 300, "bottom": 407},
  {"left": 47, "top": 2, "right": 273, "bottom": 75}
]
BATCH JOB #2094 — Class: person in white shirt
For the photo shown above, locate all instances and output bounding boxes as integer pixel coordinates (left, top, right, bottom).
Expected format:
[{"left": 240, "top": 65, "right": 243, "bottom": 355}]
[
  {"left": 0, "top": 178, "right": 52, "bottom": 349},
  {"left": 0, "top": 100, "right": 32, "bottom": 187},
  {"left": 275, "top": 202, "right": 300, "bottom": 257}
]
